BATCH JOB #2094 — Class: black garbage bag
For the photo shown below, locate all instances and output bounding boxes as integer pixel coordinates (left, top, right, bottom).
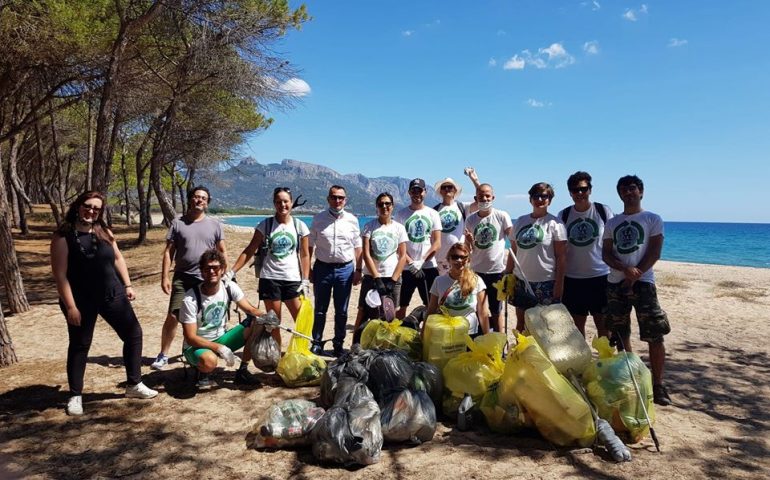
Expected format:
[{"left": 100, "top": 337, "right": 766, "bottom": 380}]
[
  {"left": 366, "top": 350, "right": 415, "bottom": 405},
  {"left": 380, "top": 388, "right": 437, "bottom": 444},
  {"left": 411, "top": 362, "right": 443, "bottom": 407},
  {"left": 320, "top": 350, "right": 371, "bottom": 408},
  {"left": 250, "top": 327, "right": 280, "bottom": 372},
  {"left": 311, "top": 383, "right": 383, "bottom": 465}
]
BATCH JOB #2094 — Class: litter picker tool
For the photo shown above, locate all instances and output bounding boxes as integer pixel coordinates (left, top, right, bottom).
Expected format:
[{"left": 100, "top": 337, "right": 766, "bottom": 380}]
[
  {"left": 616, "top": 336, "right": 661, "bottom": 453},
  {"left": 251, "top": 312, "right": 335, "bottom": 353}
]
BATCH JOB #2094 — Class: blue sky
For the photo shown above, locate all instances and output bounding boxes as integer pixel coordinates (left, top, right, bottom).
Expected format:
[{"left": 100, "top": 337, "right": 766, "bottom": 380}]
[{"left": 240, "top": 1, "right": 770, "bottom": 223}]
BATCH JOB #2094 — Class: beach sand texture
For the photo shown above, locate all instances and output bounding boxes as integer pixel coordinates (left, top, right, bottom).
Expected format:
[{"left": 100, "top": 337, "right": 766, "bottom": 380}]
[{"left": 1, "top": 222, "right": 769, "bottom": 479}]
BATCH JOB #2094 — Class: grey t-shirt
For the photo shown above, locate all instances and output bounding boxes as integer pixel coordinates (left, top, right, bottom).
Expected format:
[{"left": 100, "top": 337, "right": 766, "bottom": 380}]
[{"left": 167, "top": 215, "right": 224, "bottom": 278}]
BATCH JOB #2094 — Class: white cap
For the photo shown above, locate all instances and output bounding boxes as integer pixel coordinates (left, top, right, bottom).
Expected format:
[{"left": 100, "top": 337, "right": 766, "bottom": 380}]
[
  {"left": 434, "top": 177, "right": 462, "bottom": 196},
  {"left": 365, "top": 289, "right": 382, "bottom": 308}
]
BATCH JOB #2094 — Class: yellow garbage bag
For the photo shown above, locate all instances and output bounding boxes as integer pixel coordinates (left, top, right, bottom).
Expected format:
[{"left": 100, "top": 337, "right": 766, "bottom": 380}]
[
  {"left": 492, "top": 274, "right": 516, "bottom": 303},
  {"left": 422, "top": 308, "right": 469, "bottom": 373},
  {"left": 277, "top": 296, "right": 327, "bottom": 387},
  {"left": 498, "top": 334, "right": 596, "bottom": 447},
  {"left": 360, "top": 319, "right": 422, "bottom": 360},
  {"left": 583, "top": 337, "right": 655, "bottom": 443},
  {"left": 442, "top": 334, "right": 506, "bottom": 416},
  {"left": 480, "top": 382, "right": 531, "bottom": 434}
]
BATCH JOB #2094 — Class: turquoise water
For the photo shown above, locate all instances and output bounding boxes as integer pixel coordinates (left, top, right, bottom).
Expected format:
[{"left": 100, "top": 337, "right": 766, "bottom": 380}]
[{"left": 223, "top": 216, "right": 770, "bottom": 269}]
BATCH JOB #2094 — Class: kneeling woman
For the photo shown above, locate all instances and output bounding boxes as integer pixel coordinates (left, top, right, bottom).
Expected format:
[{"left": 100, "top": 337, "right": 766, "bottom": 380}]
[
  {"left": 51, "top": 191, "right": 157, "bottom": 416},
  {"left": 427, "top": 243, "right": 490, "bottom": 337}
]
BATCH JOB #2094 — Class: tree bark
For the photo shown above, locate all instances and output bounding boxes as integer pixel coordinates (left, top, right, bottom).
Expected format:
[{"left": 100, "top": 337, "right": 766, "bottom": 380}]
[
  {"left": 0, "top": 148, "right": 30, "bottom": 314},
  {"left": 0, "top": 297, "right": 18, "bottom": 367}
]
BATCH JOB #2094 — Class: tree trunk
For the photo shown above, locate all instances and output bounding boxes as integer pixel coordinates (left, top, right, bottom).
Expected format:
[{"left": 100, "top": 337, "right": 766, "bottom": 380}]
[
  {"left": 33, "top": 121, "right": 61, "bottom": 225},
  {"left": 0, "top": 298, "right": 18, "bottom": 367},
  {"left": 0, "top": 149, "right": 30, "bottom": 314},
  {"left": 86, "top": 100, "right": 94, "bottom": 190},
  {"left": 120, "top": 145, "right": 131, "bottom": 225},
  {"left": 135, "top": 133, "right": 151, "bottom": 243}
]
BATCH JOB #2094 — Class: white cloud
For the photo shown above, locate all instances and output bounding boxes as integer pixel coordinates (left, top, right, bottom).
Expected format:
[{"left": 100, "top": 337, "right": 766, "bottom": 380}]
[
  {"left": 668, "top": 38, "right": 688, "bottom": 47},
  {"left": 583, "top": 40, "right": 600, "bottom": 55},
  {"left": 497, "top": 29, "right": 507, "bottom": 36},
  {"left": 503, "top": 42, "right": 575, "bottom": 70},
  {"left": 504, "top": 193, "right": 530, "bottom": 200},
  {"left": 503, "top": 55, "right": 526, "bottom": 70},
  {"left": 526, "top": 98, "right": 547, "bottom": 108},
  {"left": 279, "top": 78, "right": 311, "bottom": 97},
  {"left": 402, "top": 30, "right": 414, "bottom": 37},
  {"left": 593, "top": 1, "right": 601, "bottom": 10},
  {"left": 488, "top": 58, "right": 497, "bottom": 67},
  {"left": 623, "top": 4, "right": 649, "bottom": 22}
]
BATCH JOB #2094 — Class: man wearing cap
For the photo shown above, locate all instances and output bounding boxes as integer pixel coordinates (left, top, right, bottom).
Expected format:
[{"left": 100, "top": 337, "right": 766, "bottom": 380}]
[
  {"left": 394, "top": 178, "right": 443, "bottom": 319},
  {"left": 432, "top": 168, "right": 482, "bottom": 274},
  {"left": 308, "top": 185, "right": 362, "bottom": 356}
]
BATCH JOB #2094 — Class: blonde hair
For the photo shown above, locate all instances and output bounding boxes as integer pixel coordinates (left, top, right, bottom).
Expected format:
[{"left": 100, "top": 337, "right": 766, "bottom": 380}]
[{"left": 447, "top": 243, "right": 477, "bottom": 297}]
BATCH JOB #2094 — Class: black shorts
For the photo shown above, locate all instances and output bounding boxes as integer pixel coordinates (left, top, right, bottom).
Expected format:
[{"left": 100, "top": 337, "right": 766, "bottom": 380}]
[
  {"left": 562, "top": 275, "right": 608, "bottom": 316},
  {"left": 258, "top": 278, "right": 300, "bottom": 301},
  {"left": 399, "top": 267, "right": 439, "bottom": 308},
  {"left": 476, "top": 271, "right": 504, "bottom": 316}
]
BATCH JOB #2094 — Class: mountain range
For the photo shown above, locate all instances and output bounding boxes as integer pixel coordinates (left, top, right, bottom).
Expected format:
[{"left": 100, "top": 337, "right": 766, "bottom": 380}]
[{"left": 199, "top": 158, "right": 443, "bottom": 214}]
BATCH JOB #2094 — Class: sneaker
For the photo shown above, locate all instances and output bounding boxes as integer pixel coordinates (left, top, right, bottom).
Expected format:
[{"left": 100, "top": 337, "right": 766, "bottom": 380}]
[
  {"left": 332, "top": 345, "right": 346, "bottom": 358},
  {"left": 150, "top": 353, "right": 169, "bottom": 370},
  {"left": 234, "top": 368, "right": 261, "bottom": 386},
  {"left": 66, "top": 395, "right": 83, "bottom": 416},
  {"left": 653, "top": 384, "right": 672, "bottom": 406},
  {"left": 126, "top": 382, "right": 158, "bottom": 399},
  {"left": 196, "top": 372, "right": 214, "bottom": 389}
]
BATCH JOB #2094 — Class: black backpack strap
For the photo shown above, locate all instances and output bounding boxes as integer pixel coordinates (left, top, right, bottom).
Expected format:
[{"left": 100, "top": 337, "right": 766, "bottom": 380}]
[
  {"left": 433, "top": 202, "right": 442, "bottom": 211},
  {"left": 594, "top": 202, "right": 607, "bottom": 223},
  {"left": 293, "top": 217, "right": 302, "bottom": 252},
  {"left": 457, "top": 202, "right": 467, "bottom": 220},
  {"left": 560, "top": 206, "right": 571, "bottom": 224},
  {"left": 193, "top": 284, "right": 203, "bottom": 321}
]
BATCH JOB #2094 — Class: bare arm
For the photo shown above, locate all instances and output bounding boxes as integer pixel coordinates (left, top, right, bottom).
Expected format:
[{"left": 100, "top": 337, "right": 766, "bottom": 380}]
[
  {"left": 362, "top": 237, "right": 379, "bottom": 278},
  {"left": 552, "top": 240, "right": 567, "bottom": 301},
  {"left": 235, "top": 297, "right": 264, "bottom": 317},
  {"left": 465, "top": 167, "right": 481, "bottom": 213},
  {"left": 636, "top": 234, "right": 663, "bottom": 274},
  {"left": 161, "top": 241, "right": 175, "bottom": 295},
  {"left": 299, "top": 235, "right": 310, "bottom": 279},
  {"left": 182, "top": 322, "right": 227, "bottom": 351},
  {"left": 353, "top": 246, "right": 363, "bottom": 285},
  {"left": 51, "top": 235, "right": 80, "bottom": 326},
  {"left": 392, "top": 243, "right": 408, "bottom": 281},
  {"left": 216, "top": 239, "right": 227, "bottom": 264},
  {"left": 427, "top": 293, "right": 440, "bottom": 316},
  {"left": 110, "top": 230, "right": 135, "bottom": 300},
  {"left": 423, "top": 230, "right": 442, "bottom": 263},
  {"left": 602, "top": 238, "right": 641, "bottom": 282},
  {"left": 231, "top": 229, "right": 263, "bottom": 273},
  {"left": 477, "top": 290, "right": 490, "bottom": 334}
]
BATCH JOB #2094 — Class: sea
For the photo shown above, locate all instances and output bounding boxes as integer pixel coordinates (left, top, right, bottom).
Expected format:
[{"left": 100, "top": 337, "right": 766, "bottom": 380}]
[{"left": 222, "top": 216, "right": 770, "bottom": 269}]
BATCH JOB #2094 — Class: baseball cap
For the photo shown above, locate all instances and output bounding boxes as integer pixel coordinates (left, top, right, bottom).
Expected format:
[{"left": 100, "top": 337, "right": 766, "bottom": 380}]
[{"left": 409, "top": 178, "right": 426, "bottom": 191}]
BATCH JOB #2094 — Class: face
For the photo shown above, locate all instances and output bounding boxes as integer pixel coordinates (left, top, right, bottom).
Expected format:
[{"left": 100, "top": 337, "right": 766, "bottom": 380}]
[
  {"left": 569, "top": 181, "right": 591, "bottom": 204},
  {"left": 530, "top": 191, "right": 552, "bottom": 209},
  {"left": 409, "top": 187, "right": 425, "bottom": 205},
  {"left": 448, "top": 249, "right": 469, "bottom": 271},
  {"left": 440, "top": 183, "right": 456, "bottom": 200},
  {"left": 376, "top": 197, "right": 393, "bottom": 216},
  {"left": 201, "top": 261, "right": 223, "bottom": 283},
  {"left": 189, "top": 190, "right": 209, "bottom": 211},
  {"left": 475, "top": 185, "right": 495, "bottom": 203},
  {"left": 273, "top": 191, "right": 292, "bottom": 215},
  {"left": 78, "top": 198, "right": 103, "bottom": 224},
  {"left": 327, "top": 188, "right": 347, "bottom": 210},
  {"left": 618, "top": 183, "right": 642, "bottom": 204}
]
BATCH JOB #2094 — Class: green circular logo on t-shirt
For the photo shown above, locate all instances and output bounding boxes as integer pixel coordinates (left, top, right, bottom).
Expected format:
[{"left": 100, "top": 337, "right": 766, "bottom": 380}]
[
  {"left": 370, "top": 230, "right": 398, "bottom": 261},
  {"left": 445, "top": 283, "right": 473, "bottom": 311},
  {"left": 439, "top": 208, "right": 461, "bottom": 233},
  {"left": 474, "top": 222, "right": 498, "bottom": 250},
  {"left": 270, "top": 231, "right": 296, "bottom": 259},
  {"left": 404, "top": 214, "right": 432, "bottom": 243},
  {"left": 613, "top": 220, "right": 644, "bottom": 254},
  {"left": 516, "top": 224, "right": 544, "bottom": 250},
  {"left": 201, "top": 301, "right": 226, "bottom": 331},
  {"left": 567, "top": 218, "right": 599, "bottom": 247}
]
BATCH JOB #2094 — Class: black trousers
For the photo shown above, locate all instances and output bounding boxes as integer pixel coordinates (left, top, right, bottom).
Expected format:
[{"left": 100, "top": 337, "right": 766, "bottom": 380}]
[{"left": 63, "top": 294, "right": 143, "bottom": 396}]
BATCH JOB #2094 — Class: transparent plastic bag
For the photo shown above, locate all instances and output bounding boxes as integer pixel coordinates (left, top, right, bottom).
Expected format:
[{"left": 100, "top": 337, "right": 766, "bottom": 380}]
[
  {"left": 380, "top": 388, "right": 437, "bottom": 444},
  {"left": 499, "top": 334, "right": 596, "bottom": 447},
  {"left": 360, "top": 319, "right": 422, "bottom": 360},
  {"left": 422, "top": 308, "right": 470, "bottom": 373},
  {"left": 277, "top": 296, "right": 327, "bottom": 387},
  {"left": 247, "top": 399, "right": 325, "bottom": 449},
  {"left": 251, "top": 326, "right": 280, "bottom": 372},
  {"left": 583, "top": 336, "right": 655, "bottom": 443},
  {"left": 524, "top": 304, "right": 592, "bottom": 376}
]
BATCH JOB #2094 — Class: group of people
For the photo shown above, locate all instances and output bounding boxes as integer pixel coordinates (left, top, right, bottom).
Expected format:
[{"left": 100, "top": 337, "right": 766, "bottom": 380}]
[{"left": 51, "top": 168, "right": 672, "bottom": 417}]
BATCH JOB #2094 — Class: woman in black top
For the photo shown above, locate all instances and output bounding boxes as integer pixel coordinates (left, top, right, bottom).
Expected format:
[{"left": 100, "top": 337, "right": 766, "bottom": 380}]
[{"left": 51, "top": 191, "right": 157, "bottom": 416}]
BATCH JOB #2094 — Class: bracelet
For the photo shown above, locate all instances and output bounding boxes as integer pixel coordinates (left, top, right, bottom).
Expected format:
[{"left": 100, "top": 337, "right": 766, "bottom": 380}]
[{"left": 125, "top": 284, "right": 133, "bottom": 288}]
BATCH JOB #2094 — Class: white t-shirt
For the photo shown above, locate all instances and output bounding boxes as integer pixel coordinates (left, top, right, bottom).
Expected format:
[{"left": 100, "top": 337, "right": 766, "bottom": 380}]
[
  {"left": 256, "top": 216, "right": 310, "bottom": 281},
  {"left": 465, "top": 208, "right": 513, "bottom": 274},
  {"left": 559, "top": 202, "right": 614, "bottom": 278},
  {"left": 361, "top": 219, "right": 408, "bottom": 277},
  {"left": 430, "top": 273, "right": 487, "bottom": 335},
  {"left": 603, "top": 210, "right": 664, "bottom": 284},
  {"left": 511, "top": 213, "right": 568, "bottom": 282},
  {"left": 180, "top": 281, "right": 245, "bottom": 341},
  {"left": 394, "top": 205, "right": 442, "bottom": 269},
  {"left": 435, "top": 202, "right": 470, "bottom": 263},
  {"left": 309, "top": 210, "right": 362, "bottom": 263}
]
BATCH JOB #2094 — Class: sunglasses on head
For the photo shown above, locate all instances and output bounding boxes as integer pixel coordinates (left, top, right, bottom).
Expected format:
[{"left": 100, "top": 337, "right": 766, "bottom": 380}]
[{"left": 273, "top": 187, "right": 291, "bottom": 194}]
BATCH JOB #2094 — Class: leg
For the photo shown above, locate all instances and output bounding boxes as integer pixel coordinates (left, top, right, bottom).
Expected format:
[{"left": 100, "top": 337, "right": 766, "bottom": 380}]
[
  {"left": 592, "top": 313, "right": 609, "bottom": 338},
  {"left": 397, "top": 270, "right": 418, "bottom": 319},
  {"left": 64, "top": 303, "right": 98, "bottom": 396},
  {"left": 416, "top": 267, "right": 439, "bottom": 305},
  {"left": 480, "top": 272, "right": 503, "bottom": 333},
  {"left": 331, "top": 264, "right": 354, "bottom": 350},
  {"left": 649, "top": 340, "right": 666, "bottom": 385},
  {"left": 572, "top": 314, "right": 588, "bottom": 337},
  {"left": 515, "top": 307, "right": 525, "bottom": 332},
  {"left": 99, "top": 295, "right": 143, "bottom": 386},
  {"left": 159, "top": 313, "right": 178, "bottom": 356},
  {"left": 312, "top": 262, "right": 334, "bottom": 344},
  {"left": 262, "top": 299, "right": 283, "bottom": 348}
]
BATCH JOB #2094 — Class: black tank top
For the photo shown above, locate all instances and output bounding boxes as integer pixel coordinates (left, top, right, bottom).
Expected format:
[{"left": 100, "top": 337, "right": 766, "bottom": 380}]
[{"left": 65, "top": 230, "right": 123, "bottom": 302}]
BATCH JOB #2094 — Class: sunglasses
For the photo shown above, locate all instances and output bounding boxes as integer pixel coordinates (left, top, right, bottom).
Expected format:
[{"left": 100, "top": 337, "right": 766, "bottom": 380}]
[
  {"left": 202, "top": 265, "right": 222, "bottom": 272},
  {"left": 377, "top": 202, "right": 393, "bottom": 208},
  {"left": 330, "top": 195, "right": 346, "bottom": 201},
  {"left": 531, "top": 194, "right": 551, "bottom": 201},
  {"left": 440, "top": 184, "right": 455, "bottom": 191},
  {"left": 450, "top": 254, "right": 468, "bottom": 261},
  {"left": 81, "top": 204, "right": 102, "bottom": 212},
  {"left": 273, "top": 187, "right": 291, "bottom": 194},
  {"left": 570, "top": 187, "right": 590, "bottom": 194},
  {"left": 409, "top": 187, "right": 424, "bottom": 193}
]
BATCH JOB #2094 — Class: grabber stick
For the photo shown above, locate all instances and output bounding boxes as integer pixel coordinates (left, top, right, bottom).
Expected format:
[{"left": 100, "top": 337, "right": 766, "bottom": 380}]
[{"left": 616, "top": 336, "right": 661, "bottom": 453}]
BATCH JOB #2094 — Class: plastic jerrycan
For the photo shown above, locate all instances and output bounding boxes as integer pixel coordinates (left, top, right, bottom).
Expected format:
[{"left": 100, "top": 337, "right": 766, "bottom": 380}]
[{"left": 524, "top": 303, "right": 592, "bottom": 376}]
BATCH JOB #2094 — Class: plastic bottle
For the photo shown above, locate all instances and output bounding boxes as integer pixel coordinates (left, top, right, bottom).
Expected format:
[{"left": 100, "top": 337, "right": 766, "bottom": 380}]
[
  {"left": 596, "top": 418, "right": 632, "bottom": 462},
  {"left": 457, "top": 394, "right": 474, "bottom": 431}
]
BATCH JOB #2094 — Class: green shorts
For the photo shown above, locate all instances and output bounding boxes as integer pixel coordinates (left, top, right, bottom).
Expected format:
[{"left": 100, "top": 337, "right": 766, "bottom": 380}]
[
  {"left": 168, "top": 272, "right": 201, "bottom": 314},
  {"left": 183, "top": 324, "right": 246, "bottom": 367},
  {"left": 605, "top": 281, "right": 670, "bottom": 343}
]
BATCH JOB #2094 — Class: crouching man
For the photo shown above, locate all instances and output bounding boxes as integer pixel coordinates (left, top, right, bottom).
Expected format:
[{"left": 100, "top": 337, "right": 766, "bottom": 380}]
[{"left": 180, "top": 249, "right": 263, "bottom": 388}]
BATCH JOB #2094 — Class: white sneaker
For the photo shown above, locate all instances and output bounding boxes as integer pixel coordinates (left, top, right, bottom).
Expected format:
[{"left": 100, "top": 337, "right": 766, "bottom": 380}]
[
  {"left": 126, "top": 382, "right": 158, "bottom": 399},
  {"left": 150, "top": 354, "right": 169, "bottom": 370},
  {"left": 67, "top": 395, "right": 83, "bottom": 416},
  {"left": 196, "top": 372, "right": 214, "bottom": 389}
]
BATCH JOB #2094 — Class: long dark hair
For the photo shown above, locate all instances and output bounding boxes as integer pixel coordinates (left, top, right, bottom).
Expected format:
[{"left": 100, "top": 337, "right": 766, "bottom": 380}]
[{"left": 55, "top": 191, "right": 114, "bottom": 242}]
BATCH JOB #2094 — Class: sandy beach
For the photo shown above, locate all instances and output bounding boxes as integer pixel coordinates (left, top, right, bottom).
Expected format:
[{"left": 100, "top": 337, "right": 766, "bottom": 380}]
[{"left": 1, "top": 223, "right": 769, "bottom": 479}]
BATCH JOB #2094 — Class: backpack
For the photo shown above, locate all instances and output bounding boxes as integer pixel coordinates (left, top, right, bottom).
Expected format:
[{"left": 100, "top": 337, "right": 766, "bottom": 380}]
[
  {"left": 560, "top": 202, "right": 607, "bottom": 224},
  {"left": 433, "top": 201, "right": 467, "bottom": 220},
  {"left": 192, "top": 280, "right": 235, "bottom": 326},
  {"left": 252, "top": 216, "right": 303, "bottom": 279}
]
